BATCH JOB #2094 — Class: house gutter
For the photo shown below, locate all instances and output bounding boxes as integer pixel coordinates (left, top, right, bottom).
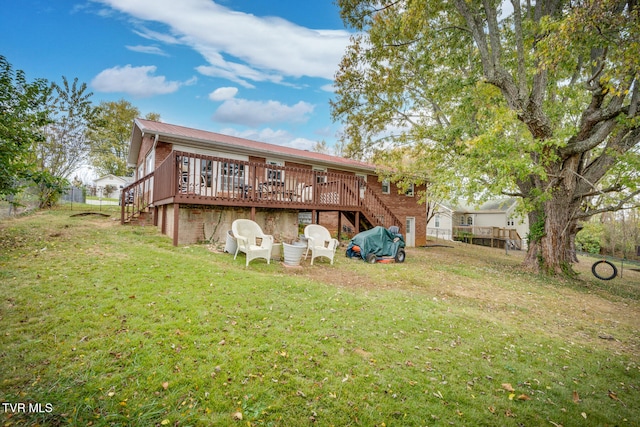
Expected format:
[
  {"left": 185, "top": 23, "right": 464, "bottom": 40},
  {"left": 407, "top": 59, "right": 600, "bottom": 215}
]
[{"left": 152, "top": 133, "right": 159, "bottom": 157}]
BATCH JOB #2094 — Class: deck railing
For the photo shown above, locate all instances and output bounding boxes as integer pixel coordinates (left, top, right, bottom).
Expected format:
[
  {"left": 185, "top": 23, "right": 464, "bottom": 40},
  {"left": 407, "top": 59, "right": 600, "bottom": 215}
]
[
  {"left": 453, "top": 226, "right": 523, "bottom": 249},
  {"left": 120, "top": 172, "right": 154, "bottom": 223},
  {"left": 121, "top": 151, "right": 402, "bottom": 229},
  {"left": 360, "top": 184, "right": 402, "bottom": 229},
  {"left": 453, "top": 226, "right": 521, "bottom": 240}
]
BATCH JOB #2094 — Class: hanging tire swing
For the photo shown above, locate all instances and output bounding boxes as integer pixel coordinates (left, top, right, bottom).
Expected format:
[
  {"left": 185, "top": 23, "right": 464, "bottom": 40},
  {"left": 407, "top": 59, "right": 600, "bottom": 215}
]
[{"left": 591, "top": 259, "right": 618, "bottom": 281}]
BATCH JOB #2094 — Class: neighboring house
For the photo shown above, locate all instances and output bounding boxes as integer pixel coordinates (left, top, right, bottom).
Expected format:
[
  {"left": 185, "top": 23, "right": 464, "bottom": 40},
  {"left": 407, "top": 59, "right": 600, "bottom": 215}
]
[
  {"left": 123, "top": 119, "right": 428, "bottom": 246},
  {"left": 93, "top": 174, "right": 134, "bottom": 199},
  {"left": 427, "top": 199, "right": 529, "bottom": 249},
  {"left": 426, "top": 203, "right": 455, "bottom": 241}
]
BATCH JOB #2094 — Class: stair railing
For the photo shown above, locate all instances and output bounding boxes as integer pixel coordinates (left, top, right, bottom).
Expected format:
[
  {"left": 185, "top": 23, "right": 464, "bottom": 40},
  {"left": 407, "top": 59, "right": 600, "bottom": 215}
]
[{"left": 120, "top": 172, "right": 155, "bottom": 224}]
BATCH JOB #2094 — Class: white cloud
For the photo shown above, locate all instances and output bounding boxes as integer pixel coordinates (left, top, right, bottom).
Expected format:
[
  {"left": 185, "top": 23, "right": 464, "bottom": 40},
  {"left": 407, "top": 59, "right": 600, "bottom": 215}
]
[
  {"left": 91, "top": 64, "right": 188, "bottom": 97},
  {"left": 92, "top": 0, "right": 350, "bottom": 86},
  {"left": 209, "top": 87, "right": 238, "bottom": 101},
  {"left": 212, "top": 98, "right": 314, "bottom": 127},
  {"left": 125, "top": 45, "right": 169, "bottom": 56},
  {"left": 287, "top": 137, "right": 317, "bottom": 151},
  {"left": 220, "top": 127, "right": 316, "bottom": 150},
  {"left": 320, "top": 83, "right": 336, "bottom": 92},
  {"left": 133, "top": 27, "right": 181, "bottom": 45}
]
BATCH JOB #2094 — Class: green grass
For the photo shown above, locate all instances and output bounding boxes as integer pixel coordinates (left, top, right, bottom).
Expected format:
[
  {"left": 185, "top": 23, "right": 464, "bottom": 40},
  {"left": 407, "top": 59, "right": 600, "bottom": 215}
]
[{"left": 1, "top": 206, "right": 639, "bottom": 426}]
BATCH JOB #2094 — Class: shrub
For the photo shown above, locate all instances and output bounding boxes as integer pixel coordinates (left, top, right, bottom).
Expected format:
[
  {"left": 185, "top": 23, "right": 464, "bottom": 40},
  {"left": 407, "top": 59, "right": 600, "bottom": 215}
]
[{"left": 576, "top": 221, "right": 602, "bottom": 254}]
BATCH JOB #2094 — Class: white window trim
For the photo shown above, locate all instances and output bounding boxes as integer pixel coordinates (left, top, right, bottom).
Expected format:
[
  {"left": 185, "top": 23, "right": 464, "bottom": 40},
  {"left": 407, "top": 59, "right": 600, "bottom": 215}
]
[
  {"left": 405, "top": 183, "right": 415, "bottom": 197},
  {"left": 266, "top": 159, "right": 284, "bottom": 182},
  {"left": 314, "top": 167, "right": 327, "bottom": 184},
  {"left": 144, "top": 151, "right": 154, "bottom": 177},
  {"left": 381, "top": 179, "right": 390, "bottom": 194}
]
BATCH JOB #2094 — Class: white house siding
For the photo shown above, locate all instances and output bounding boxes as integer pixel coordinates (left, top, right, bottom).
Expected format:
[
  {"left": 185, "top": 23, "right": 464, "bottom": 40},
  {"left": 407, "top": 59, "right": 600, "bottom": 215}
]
[
  {"left": 94, "top": 175, "right": 132, "bottom": 199},
  {"left": 427, "top": 206, "right": 454, "bottom": 241}
]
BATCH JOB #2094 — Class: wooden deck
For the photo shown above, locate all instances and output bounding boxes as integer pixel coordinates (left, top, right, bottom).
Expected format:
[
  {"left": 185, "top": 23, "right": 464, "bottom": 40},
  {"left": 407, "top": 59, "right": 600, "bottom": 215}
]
[
  {"left": 121, "top": 151, "right": 402, "bottom": 237},
  {"left": 453, "top": 226, "right": 523, "bottom": 250}
]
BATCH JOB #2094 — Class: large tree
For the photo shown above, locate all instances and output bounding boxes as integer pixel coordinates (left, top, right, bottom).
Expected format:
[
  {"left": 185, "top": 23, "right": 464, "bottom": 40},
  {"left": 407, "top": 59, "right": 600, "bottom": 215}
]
[
  {"left": 32, "top": 76, "right": 97, "bottom": 207},
  {"left": 88, "top": 100, "right": 160, "bottom": 177},
  {"left": 0, "top": 56, "right": 51, "bottom": 199},
  {"left": 332, "top": 0, "right": 640, "bottom": 274}
]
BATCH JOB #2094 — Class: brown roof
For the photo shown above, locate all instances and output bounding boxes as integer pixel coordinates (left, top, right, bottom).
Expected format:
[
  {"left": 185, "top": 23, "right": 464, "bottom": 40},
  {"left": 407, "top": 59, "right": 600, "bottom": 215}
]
[{"left": 129, "top": 118, "right": 376, "bottom": 173}]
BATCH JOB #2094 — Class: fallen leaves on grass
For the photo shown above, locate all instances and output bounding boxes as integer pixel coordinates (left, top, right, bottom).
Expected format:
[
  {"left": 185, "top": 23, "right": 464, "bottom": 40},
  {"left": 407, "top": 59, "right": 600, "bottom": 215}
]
[
  {"left": 501, "top": 383, "right": 515, "bottom": 392},
  {"left": 607, "top": 390, "right": 627, "bottom": 406},
  {"left": 572, "top": 390, "right": 580, "bottom": 403}
]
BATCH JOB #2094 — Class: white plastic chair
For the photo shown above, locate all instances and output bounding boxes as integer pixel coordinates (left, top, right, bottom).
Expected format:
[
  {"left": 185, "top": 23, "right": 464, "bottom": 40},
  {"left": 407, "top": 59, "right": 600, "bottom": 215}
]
[
  {"left": 296, "top": 182, "right": 313, "bottom": 202},
  {"left": 304, "top": 224, "right": 339, "bottom": 265},
  {"left": 231, "top": 219, "right": 274, "bottom": 266}
]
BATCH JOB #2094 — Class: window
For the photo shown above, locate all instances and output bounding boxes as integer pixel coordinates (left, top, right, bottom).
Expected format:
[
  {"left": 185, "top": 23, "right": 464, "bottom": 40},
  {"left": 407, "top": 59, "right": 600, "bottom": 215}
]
[
  {"left": 381, "top": 179, "right": 390, "bottom": 194},
  {"left": 201, "top": 160, "right": 213, "bottom": 187},
  {"left": 314, "top": 167, "right": 327, "bottom": 184},
  {"left": 459, "top": 216, "right": 465, "bottom": 226},
  {"left": 266, "top": 160, "right": 283, "bottom": 183},
  {"left": 467, "top": 216, "right": 473, "bottom": 226},
  {"left": 222, "top": 162, "right": 245, "bottom": 190},
  {"left": 507, "top": 217, "right": 515, "bottom": 227},
  {"left": 405, "top": 183, "right": 414, "bottom": 197},
  {"left": 435, "top": 214, "right": 440, "bottom": 228}
]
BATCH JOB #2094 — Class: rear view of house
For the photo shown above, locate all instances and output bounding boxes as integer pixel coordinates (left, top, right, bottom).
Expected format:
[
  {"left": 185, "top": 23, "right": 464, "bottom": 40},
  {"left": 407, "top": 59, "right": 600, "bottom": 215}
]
[{"left": 122, "top": 119, "right": 428, "bottom": 246}]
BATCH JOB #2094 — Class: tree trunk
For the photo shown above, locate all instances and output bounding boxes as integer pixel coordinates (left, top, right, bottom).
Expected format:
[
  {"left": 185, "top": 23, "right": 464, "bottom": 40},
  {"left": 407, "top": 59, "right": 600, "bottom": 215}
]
[
  {"left": 523, "top": 189, "right": 577, "bottom": 274},
  {"left": 540, "top": 198, "right": 573, "bottom": 274},
  {"left": 523, "top": 210, "right": 541, "bottom": 270}
]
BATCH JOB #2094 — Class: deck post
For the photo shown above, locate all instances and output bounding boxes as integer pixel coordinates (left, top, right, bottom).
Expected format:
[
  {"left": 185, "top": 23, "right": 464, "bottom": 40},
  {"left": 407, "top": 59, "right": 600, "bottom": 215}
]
[
  {"left": 173, "top": 203, "right": 180, "bottom": 246},
  {"left": 120, "top": 191, "right": 125, "bottom": 224},
  {"left": 337, "top": 212, "right": 342, "bottom": 240},
  {"left": 312, "top": 209, "right": 317, "bottom": 224},
  {"left": 161, "top": 205, "right": 167, "bottom": 234},
  {"left": 355, "top": 211, "right": 360, "bottom": 234},
  {"left": 251, "top": 206, "right": 256, "bottom": 221}
]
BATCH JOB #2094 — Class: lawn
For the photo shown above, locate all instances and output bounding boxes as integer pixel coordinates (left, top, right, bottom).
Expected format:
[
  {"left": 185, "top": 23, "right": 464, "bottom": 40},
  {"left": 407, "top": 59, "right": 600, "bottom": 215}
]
[{"left": 1, "top": 206, "right": 638, "bottom": 426}]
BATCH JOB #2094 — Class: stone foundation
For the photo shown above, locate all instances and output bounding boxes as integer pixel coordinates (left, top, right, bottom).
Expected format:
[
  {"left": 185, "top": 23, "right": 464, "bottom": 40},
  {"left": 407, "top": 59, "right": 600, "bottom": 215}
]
[{"left": 158, "top": 204, "right": 299, "bottom": 245}]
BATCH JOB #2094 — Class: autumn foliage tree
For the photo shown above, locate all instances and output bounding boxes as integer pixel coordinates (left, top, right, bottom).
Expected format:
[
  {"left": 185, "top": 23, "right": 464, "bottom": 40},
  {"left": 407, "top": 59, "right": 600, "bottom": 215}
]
[{"left": 332, "top": 0, "right": 640, "bottom": 275}]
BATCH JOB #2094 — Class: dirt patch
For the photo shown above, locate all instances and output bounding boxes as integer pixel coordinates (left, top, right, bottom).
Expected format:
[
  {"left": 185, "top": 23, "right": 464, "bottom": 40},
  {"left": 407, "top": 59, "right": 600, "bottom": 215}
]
[{"left": 70, "top": 212, "right": 111, "bottom": 217}]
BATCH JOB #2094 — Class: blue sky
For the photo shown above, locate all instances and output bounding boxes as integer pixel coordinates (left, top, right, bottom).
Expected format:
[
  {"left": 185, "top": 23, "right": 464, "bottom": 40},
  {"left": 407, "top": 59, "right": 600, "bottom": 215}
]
[{"left": 1, "top": 0, "right": 352, "bottom": 156}]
